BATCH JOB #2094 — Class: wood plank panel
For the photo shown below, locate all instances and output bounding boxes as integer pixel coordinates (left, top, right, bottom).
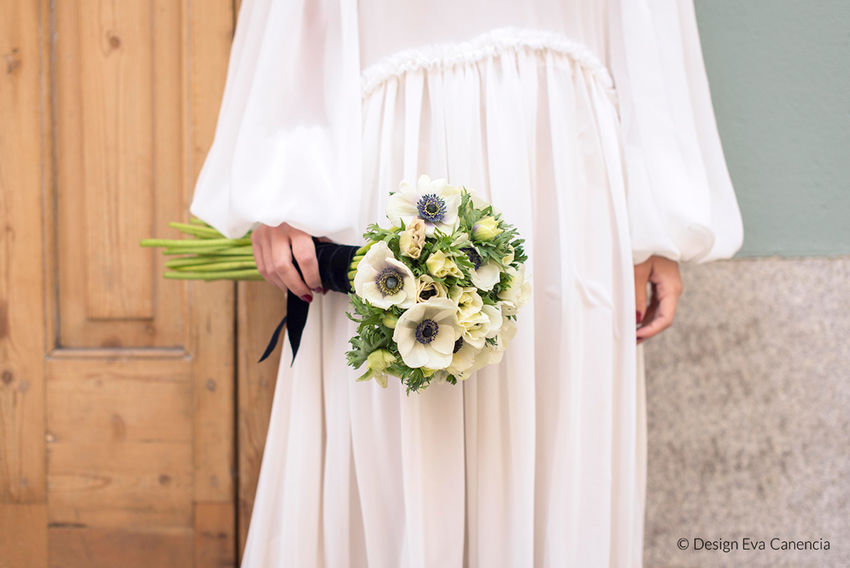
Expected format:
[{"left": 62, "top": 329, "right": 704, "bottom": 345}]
[
  {"left": 46, "top": 359, "right": 193, "bottom": 530},
  {"left": 48, "top": 526, "right": 193, "bottom": 568},
  {"left": 193, "top": 501, "right": 236, "bottom": 567},
  {"left": 236, "top": 281, "right": 286, "bottom": 557},
  {"left": 0, "top": 0, "right": 47, "bottom": 505},
  {"left": 1, "top": 0, "right": 240, "bottom": 564},
  {"left": 80, "top": 0, "right": 154, "bottom": 320},
  {"left": 53, "top": 0, "right": 185, "bottom": 348},
  {"left": 0, "top": 504, "right": 48, "bottom": 568}
]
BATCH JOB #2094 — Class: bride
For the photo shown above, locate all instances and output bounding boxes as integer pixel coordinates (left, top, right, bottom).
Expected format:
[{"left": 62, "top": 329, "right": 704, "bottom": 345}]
[{"left": 189, "top": 0, "right": 743, "bottom": 566}]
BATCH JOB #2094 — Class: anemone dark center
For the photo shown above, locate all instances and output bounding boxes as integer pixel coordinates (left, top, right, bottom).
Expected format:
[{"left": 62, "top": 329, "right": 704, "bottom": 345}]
[
  {"left": 376, "top": 267, "right": 403, "bottom": 296},
  {"left": 416, "top": 194, "right": 447, "bottom": 223},
  {"left": 415, "top": 319, "right": 440, "bottom": 344},
  {"left": 462, "top": 247, "right": 483, "bottom": 270},
  {"left": 453, "top": 337, "right": 464, "bottom": 353}
]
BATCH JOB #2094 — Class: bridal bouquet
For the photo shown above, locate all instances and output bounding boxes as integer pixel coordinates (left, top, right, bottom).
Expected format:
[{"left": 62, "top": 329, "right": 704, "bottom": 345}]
[
  {"left": 346, "top": 175, "right": 529, "bottom": 393},
  {"left": 140, "top": 175, "right": 529, "bottom": 394}
]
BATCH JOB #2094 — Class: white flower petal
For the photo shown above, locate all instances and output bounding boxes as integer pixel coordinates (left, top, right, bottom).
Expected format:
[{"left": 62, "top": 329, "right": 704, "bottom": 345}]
[
  {"left": 482, "top": 304, "right": 503, "bottom": 338},
  {"left": 448, "top": 344, "right": 472, "bottom": 372},
  {"left": 403, "top": 343, "right": 431, "bottom": 368},
  {"left": 395, "top": 326, "right": 415, "bottom": 355},
  {"left": 386, "top": 194, "right": 418, "bottom": 227},
  {"left": 429, "top": 350, "right": 453, "bottom": 370},
  {"left": 470, "top": 261, "right": 501, "bottom": 292},
  {"left": 353, "top": 263, "right": 378, "bottom": 295},
  {"left": 430, "top": 326, "right": 456, "bottom": 355}
]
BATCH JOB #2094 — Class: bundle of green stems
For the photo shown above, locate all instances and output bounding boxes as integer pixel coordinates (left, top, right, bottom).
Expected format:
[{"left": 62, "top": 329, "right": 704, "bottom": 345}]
[
  {"left": 140, "top": 217, "right": 262, "bottom": 281},
  {"left": 141, "top": 218, "right": 368, "bottom": 285}
]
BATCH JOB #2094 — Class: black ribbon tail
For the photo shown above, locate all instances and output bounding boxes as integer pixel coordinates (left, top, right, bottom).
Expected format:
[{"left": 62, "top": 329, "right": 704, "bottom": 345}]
[
  {"left": 257, "top": 238, "right": 359, "bottom": 365},
  {"left": 257, "top": 314, "right": 287, "bottom": 363}
]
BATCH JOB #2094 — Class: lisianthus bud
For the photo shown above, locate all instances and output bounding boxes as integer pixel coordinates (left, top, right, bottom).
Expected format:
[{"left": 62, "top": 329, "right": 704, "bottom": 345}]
[
  {"left": 382, "top": 313, "right": 398, "bottom": 329},
  {"left": 472, "top": 216, "right": 502, "bottom": 241},
  {"left": 399, "top": 218, "right": 426, "bottom": 259},
  {"left": 425, "top": 250, "right": 463, "bottom": 278}
]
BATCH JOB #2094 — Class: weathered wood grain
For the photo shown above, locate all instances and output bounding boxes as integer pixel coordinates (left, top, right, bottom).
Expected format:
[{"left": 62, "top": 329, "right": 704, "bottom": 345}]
[{"left": 0, "top": 0, "right": 47, "bottom": 507}]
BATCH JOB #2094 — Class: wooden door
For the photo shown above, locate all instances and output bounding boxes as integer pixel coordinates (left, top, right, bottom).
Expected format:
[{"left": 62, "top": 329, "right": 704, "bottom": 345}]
[{"left": 0, "top": 1, "right": 245, "bottom": 566}]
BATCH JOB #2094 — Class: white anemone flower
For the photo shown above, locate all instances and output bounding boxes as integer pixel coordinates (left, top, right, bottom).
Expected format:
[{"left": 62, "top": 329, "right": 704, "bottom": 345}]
[
  {"left": 386, "top": 174, "right": 462, "bottom": 235},
  {"left": 462, "top": 246, "right": 501, "bottom": 291},
  {"left": 392, "top": 298, "right": 462, "bottom": 369},
  {"left": 353, "top": 241, "right": 417, "bottom": 310}
]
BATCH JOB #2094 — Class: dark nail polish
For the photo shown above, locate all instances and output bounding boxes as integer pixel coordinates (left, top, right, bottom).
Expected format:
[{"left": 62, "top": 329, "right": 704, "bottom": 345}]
[
  {"left": 636, "top": 311, "right": 643, "bottom": 324},
  {"left": 301, "top": 294, "right": 313, "bottom": 303},
  {"left": 311, "top": 287, "right": 323, "bottom": 293}
]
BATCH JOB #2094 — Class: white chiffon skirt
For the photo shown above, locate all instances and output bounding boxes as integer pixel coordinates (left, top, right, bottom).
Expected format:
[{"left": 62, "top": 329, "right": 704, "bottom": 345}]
[{"left": 240, "top": 41, "right": 646, "bottom": 568}]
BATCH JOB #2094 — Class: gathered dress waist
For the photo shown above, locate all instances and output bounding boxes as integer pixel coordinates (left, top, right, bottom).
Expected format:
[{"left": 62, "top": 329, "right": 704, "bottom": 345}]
[{"left": 360, "top": 27, "right": 617, "bottom": 104}]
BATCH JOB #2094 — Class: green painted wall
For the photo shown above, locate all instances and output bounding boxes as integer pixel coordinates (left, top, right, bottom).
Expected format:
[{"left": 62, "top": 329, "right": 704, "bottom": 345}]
[{"left": 695, "top": 0, "right": 850, "bottom": 257}]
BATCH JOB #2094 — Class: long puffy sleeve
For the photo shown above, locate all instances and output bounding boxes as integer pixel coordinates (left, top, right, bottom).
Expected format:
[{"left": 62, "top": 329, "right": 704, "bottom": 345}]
[
  {"left": 188, "top": 0, "right": 362, "bottom": 241},
  {"left": 608, "top": 0, "right": 744, "bottom": 264}
]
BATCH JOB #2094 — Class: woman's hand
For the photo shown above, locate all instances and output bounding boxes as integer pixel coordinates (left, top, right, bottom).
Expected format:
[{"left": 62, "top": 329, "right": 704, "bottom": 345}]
[
  {"left": 251, "top": 222, "right": 325, "bottom": 302},
  {"left": 634, "top": 255, "right": 683, "bottom": 344}
]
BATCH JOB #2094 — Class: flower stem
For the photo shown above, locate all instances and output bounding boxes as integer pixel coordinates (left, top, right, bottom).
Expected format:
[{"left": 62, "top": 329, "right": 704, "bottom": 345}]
[
  {"left": 164, "top": 268, "right": 264, "bottom": 280},
  {"left": 171, "top": 260, "right": 257, "bottom": 272},
  {"left": 142, "top": 237, "right": 251, "bottom": 248},
  {"left": 168, "top": 221, "right": 223, "bottom": 238},
  {"left": 165, "top": 255, "right": 254, "bottom": 268}
]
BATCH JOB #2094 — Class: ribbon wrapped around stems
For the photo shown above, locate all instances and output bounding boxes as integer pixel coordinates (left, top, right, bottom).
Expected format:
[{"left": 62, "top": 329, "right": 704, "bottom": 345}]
[{"left": 258, "top": 238, "right": 360, "bottom": 364}]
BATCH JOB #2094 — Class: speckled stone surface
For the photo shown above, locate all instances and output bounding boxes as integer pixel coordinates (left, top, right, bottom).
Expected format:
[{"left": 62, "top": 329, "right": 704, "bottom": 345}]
[{"left": 642, "top": 257, "right": 850, "bottom": 568}]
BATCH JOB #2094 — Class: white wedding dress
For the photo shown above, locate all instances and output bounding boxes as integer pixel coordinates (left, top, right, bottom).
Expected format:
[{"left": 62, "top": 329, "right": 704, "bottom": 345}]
[{"left": 189, "top": 0, "right": 743, "bottom": 566}]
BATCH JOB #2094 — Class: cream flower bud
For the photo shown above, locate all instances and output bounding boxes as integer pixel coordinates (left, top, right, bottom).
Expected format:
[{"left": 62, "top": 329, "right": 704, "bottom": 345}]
[
  {"left": 399, "top": 218, "right": 426, "bottom": 259},
  {"left": 449, "top": 286, "right": 484, "bottom": 322},
  {"left": 472, "top": 216, "right": 502, "bottom": 241},
  {"left": 426, "top": 250, "right": 463, "bottom": 279}
]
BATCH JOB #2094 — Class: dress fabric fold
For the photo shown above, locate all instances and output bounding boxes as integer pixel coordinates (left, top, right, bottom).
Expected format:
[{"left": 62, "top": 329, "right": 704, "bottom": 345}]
[{"left": 188, "top": 1, "right": 743, "bottom": 566}]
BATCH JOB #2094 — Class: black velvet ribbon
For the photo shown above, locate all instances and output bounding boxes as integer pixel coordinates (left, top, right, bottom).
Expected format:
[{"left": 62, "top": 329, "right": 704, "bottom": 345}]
[{"left": 257, "top": 238, "right": 360, "bottom": 364}]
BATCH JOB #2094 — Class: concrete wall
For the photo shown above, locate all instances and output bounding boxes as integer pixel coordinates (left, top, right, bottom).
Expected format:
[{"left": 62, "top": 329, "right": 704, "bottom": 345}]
[{"left": 642, "top": 3, "right": 850, "bottom": 566}]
